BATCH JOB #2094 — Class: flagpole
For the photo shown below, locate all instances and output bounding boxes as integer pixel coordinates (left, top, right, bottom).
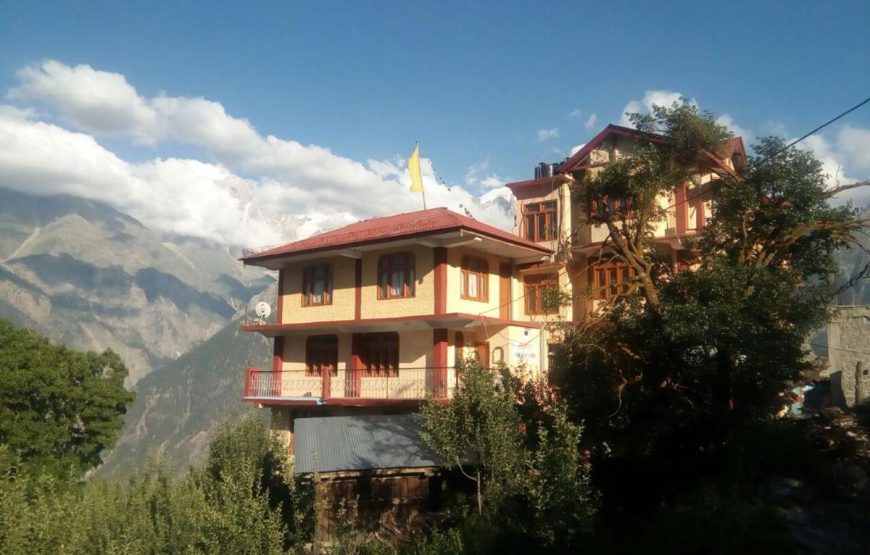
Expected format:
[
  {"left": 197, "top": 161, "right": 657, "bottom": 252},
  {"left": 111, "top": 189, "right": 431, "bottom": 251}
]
[{"left": 419, "top": 141, "right": 427, "bottom": 210}]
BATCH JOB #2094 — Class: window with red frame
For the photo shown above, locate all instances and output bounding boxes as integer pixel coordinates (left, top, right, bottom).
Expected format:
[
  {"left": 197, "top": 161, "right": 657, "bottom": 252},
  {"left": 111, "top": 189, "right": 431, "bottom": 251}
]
[
  {"left": 460, "top": 255, "right": 489, "bottom": 302},
  {"left": 302, "top": 265, "right": 333, "bottom": 306},
  {"left": 523, "top": 201, "right": 558, "bottom": 241},
  {"left": 589, "top": 263, "right": 636, "bottom": 300},
  {"left": 361, "top": 332, "right": 399, "bottom": 377},
  {"left": 305, "top": 335, "right": 338, "bottom": 376},
  {"left": 524, "top": 274, "right": 558, "bottom": 315},
  {"left": 378, "top": 253, "right": 415, "bottom": 299},
  {"left": 588, "top": 195, "right": 632, "bottom": 219}
]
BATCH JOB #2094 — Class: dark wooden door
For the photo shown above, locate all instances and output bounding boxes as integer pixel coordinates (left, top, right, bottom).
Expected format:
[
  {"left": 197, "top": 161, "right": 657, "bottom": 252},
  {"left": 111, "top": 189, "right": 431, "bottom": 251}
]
[{"left": 499, "top": 263, "right": 512, "bottom": 320}]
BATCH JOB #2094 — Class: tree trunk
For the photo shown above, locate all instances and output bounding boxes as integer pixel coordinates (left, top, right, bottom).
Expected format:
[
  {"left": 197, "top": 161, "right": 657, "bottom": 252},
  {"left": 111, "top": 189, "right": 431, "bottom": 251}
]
[{"left": 476, "top": 470, "right": 482, "bottom": 514}]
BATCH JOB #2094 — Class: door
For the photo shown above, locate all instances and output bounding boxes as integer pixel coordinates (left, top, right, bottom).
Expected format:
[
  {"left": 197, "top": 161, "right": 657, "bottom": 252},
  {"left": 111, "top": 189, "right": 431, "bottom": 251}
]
[
  {"left": 499, "top": 263, "right": 512, "bottom": 320},
  {"left": 475, "top": 342, "right": 490, "bottom": 369}
]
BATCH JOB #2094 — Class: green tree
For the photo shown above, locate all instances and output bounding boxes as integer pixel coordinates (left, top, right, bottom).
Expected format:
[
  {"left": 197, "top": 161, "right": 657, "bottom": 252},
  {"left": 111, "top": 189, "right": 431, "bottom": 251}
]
[
  {"left": 0, "top": 319, "right": 134, "bottom": 478},
  {"left": 421, "top": 360, "right": 524, "bottom": 514},
  {"left": 552, "top": 102, "right": 867, "bottom": 506},
  {"left": 421, "top": 361, "right": 596, "bottom": 552}
]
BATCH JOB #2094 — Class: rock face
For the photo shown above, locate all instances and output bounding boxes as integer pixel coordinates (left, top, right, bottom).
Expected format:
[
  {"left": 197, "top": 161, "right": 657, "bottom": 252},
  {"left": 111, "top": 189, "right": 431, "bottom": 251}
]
[
  {"left": 98, "top": 313, "right": 272, "bottom": 475},
  {"left": 0, "top": 187, "right": 271, "bottom": 384},
  {"left": 826, "top": 305, "right": 870, "bottom": 407}
]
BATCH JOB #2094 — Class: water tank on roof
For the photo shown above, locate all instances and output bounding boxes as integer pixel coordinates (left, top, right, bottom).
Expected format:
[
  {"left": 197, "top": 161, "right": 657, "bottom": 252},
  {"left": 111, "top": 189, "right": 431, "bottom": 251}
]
[{"left": 537, "top": 162, "right": 553, "bottom": 178}]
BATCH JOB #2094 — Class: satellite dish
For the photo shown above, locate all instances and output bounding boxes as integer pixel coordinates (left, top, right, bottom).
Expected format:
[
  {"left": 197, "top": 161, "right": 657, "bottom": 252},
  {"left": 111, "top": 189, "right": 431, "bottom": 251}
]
[{"left": 255, "top": 302, "right": 272, "bottom": 319}]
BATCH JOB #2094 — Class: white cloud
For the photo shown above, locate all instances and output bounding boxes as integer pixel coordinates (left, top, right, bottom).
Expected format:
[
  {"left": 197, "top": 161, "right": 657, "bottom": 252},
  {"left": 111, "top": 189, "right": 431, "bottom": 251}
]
[
  {"left": 798, "top": 132, "right": 869, "bottom": 207},
  {"left": 1, "top": 60, "right": 516, "bottom": 244},
  {"left": 619, "top": 90, "right": 694, "bottom": 127},
  {"left": 9, "top": 60, "right": 156, "bottom": 138},
  {"left": 837, "top": 124, "right": 870, "bottom": 172},
  {"left": 568, "top": 109, "right": 582, "bottom": 120},
  {"left": 584, "top": 113, "right": 597, "bottom": 131},
  {"left": 716, "top": 114, "right": 752, "bottom": 143},
  {"left": 536, "top": 128, "right": 559, "bottom": 142},
  {"left": 569, "top": 143, "right": 586, "bottom": 157}
]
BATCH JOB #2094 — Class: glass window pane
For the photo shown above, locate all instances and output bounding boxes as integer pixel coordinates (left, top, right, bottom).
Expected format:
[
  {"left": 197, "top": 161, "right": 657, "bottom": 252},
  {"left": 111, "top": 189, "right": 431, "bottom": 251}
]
[{"left": 468, "top": 273, "right": 478, "bottom": 297}]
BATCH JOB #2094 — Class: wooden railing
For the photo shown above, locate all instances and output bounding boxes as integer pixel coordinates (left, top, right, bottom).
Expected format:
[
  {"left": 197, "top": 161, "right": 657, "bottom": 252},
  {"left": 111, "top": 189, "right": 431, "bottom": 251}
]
[{"left": 244, "top": 366, "right": 451, "bottom": 401}]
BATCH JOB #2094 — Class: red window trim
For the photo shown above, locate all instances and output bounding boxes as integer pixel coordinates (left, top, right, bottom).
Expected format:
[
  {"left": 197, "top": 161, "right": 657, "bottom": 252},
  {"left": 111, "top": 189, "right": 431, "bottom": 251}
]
[
  {"left": 588, "top": 195, "right": 633, "bottom": 219},
  {"left": 523, "top": 200, "right": 558, "bottom": 242},
  {"left": 377, "top": 253, "right": 416, "bottom": 299},
  {"left": 588, "top": 263, "right": 637, "bottom": 300},
  {"left": 305, "top": 335, "right": 338, "bottom": 377},
  {"left": 524, "top": 274, "right": 558, "bottom": 315},
  {"left": 460, "top": 255, "right": 489, "bottom": 302},
  {"left": 360, "top": 332, "right": 399, "bottom": 377},
  {"left": 302, "top": 264, "right": 333, "bottom": 306}
]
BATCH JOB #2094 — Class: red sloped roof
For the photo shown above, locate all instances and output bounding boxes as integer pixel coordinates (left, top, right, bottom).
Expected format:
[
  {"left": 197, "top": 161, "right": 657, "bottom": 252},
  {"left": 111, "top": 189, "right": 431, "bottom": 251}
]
[
  {"left": 558, "top": 124, "right": 745, "bottom": 176},
  {"left": 559, "top": 124, "right": 663, "bottom": 173},
  {"left": 242, "top": 207, "right": 552, "bottom": 263}
]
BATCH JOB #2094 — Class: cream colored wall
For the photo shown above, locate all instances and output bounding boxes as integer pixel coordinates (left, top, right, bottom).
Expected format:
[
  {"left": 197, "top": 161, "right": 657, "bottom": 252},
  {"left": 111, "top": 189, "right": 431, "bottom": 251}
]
[
  {"left": 360, "top": 245, "right": 435, "bottom": 319},
  {"left": 280, "top": 256, "right": 356, "bottom": 324},
  {"left": 445, "top": 247, "right": 506, "bottom": 316},
  {"left": 504, "top": 324, "right": 544, "bottom": 377},
  {"left": 513, "top": 183, "right": 571, "bottom": 249},
  {"left": 512, "top": 266, "right": 572, "bottom": 324}
]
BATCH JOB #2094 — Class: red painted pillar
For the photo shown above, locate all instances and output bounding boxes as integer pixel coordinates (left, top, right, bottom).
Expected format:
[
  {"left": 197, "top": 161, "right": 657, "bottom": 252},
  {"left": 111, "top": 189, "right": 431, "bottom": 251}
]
[
  {"left": 432, "top": 328, "right": 448, "bottom": 398},
  {"left": 349, "top": 333, "right": 363, "bottom": 398},
  {"left": 675, "top": 185, "right": 688, "bottom": 235},
  {"left": 433, "top": 247, "right": 447, "bottom": 315},
  {"left": 272, "top": 336, "right": 284, "bottom": 396}
]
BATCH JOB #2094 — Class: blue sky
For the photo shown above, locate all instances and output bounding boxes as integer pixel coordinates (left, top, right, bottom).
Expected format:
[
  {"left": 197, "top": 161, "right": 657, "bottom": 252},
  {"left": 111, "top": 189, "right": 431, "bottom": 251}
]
[{"left": 0, "top": 0, "right": 868, "bottom": 244}]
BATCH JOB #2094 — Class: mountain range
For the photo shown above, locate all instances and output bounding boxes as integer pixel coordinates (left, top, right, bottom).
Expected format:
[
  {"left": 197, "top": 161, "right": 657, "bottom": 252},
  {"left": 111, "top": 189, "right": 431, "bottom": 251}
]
[{"left": 0, "top": 187, "right": 866, "bottom": 473}]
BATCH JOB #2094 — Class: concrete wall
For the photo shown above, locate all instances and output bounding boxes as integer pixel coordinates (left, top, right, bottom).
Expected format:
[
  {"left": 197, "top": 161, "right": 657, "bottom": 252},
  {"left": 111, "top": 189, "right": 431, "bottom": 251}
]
[{"left": 827, "top": 305, "right": 870, "bottom": 407}]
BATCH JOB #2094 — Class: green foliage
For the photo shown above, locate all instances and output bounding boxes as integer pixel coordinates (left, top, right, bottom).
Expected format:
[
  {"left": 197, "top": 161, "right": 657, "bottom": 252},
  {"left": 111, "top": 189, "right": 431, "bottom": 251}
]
[
  {"left": 0, "top": 416, "right": 290, "bottom": 554},
  {"left": 0, "top": 319, "right": 134, "bottom": 478},
  {"left": 595, "top": 488, "right": 795, "bottom": 555},
  {"left": 421, "top": 360, "right": 526, "bottom": 510},
  {"left": 557, "top": 104, "right": 860, "bottom": 448},
  {"left": 421, "top": 361, "right": 596, "bottom": 553}
]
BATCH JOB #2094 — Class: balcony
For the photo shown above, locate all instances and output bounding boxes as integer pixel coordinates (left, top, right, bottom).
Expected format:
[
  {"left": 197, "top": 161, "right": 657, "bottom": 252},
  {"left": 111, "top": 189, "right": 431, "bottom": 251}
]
[{"left": 244, "top": 366, "right": 452, "bottom": 406}]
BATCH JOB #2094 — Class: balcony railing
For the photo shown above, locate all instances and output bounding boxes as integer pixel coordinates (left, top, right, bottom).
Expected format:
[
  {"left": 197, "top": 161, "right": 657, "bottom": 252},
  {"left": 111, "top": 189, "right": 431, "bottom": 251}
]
[{"left": 244, "top": 366, "right": 452, "bottom": 403}]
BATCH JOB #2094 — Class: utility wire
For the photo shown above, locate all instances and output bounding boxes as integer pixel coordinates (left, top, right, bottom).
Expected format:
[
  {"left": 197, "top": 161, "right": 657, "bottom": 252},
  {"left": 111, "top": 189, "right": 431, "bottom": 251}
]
[{"left": 754, "top": 94, "right": 870, "bottom": 167}]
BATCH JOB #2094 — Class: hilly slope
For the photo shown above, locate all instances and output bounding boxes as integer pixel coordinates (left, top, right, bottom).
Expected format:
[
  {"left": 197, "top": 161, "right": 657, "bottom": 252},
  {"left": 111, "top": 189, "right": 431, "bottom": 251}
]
[
  {"left": 0, "top": 187, "right": 271, "bottom": 383},
  {"left": 99, "top": 314, "right": 272, "bottom": 475}
]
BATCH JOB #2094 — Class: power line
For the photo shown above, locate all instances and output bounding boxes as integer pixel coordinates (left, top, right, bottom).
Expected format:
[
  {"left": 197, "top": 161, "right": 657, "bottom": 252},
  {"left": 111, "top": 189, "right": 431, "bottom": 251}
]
[
  {"left": 755, "top": 94, "right": 870, "bottom": 167},
  {"left": 810, "top": 342, "right": 870, "bottom": 356}
]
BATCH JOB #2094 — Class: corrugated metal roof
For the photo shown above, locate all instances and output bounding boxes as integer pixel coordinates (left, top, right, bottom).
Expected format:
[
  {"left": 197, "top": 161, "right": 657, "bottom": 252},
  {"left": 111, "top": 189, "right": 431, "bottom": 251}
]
[{"left": 294, "top": 414, "right": 443, "bottom": 474}]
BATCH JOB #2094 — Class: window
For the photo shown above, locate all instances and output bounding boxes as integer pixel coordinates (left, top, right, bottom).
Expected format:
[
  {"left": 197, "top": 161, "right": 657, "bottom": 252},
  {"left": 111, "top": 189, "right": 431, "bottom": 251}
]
[
  {"left": 305, "top": 335, "right": 338, "bottom": 376},
  {"left": 589, "top": 263, "right": 636, "bottom": 300},
  {"left": 588, "top": 195, "right": 632, "bottom": 219},
  {"left": 302, "top": 265, "right": 332, "bottom": 306},
  {"left": 523, "top": 201, "right": 558, "bottom": 242},
  {"left": 361, "top": 332, "right": 399, "bottom": 377},
  {"left": 524, "top": 274, "right": 557, "bottom": 315},
  {"left": 378, "top": 253, "right": 415, "bottom": 299},
  {"left": 460, "top": 255, "right": 489, "bottom": 301}
]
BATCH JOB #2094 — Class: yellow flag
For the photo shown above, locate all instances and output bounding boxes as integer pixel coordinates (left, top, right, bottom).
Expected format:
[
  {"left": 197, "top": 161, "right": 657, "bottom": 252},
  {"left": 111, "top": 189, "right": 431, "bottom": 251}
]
[{"left": 407, "top": 144, "right": 424, "bottom": 193}]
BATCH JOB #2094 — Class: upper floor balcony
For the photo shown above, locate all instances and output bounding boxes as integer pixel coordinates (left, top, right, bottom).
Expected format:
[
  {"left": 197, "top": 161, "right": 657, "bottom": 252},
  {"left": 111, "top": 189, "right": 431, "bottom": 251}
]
[{"left": 244, "top": 365, "right": 453, "bottom": 406}]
